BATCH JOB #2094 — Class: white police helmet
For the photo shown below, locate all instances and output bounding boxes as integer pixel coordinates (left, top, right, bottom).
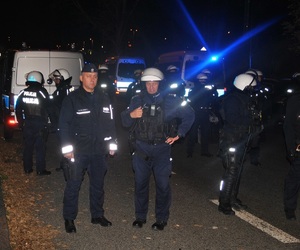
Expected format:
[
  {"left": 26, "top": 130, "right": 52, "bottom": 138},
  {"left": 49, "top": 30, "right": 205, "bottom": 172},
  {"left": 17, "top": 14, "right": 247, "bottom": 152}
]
[
  {"left": 98, "top": 64, "right": 109, "bottom": 70},
  {"left": 245, "top": 69, "right": 263, "bottom": 78},
  {"left": 201, "top": 68, "right": 211, "bottom": 75},
  {"left": 197, "top": 73, "right": 208, "bottom": 81},
  {"left": 292, "top": 72, "right": 300, "bottom": 78},
  {"left": 233, "top": 73, "right": 257, "bottom": 91},
  {"left": 141, "top": 68, "right": 164, "bottom": 81},
  {"left": 50, "top": 69, "right": 70, "bottom": 81},
  {"left": 166, "top": 65, "right": 179, "bottom": 72},
  {"left": 134, "top": 69, "right": 142, "bottom": 76},
  {"left": 25, "top": 71, "right": 44, "bottom": 84}
]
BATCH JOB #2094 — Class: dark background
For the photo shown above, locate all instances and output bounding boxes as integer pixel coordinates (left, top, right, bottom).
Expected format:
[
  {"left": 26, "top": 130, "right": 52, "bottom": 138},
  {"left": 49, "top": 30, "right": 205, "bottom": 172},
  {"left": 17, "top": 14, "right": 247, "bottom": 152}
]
[{"left": 0, "top": 0, "right": 298, "bottom": 80}]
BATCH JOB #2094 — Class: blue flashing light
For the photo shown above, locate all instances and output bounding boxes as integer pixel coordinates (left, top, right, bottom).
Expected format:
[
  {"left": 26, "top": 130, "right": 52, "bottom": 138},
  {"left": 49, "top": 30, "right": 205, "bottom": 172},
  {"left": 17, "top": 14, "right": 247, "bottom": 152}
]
[
  {"left": 177, "top": 0, "right": 209, "bottom": 51},
  {"left": 211, "top": 56, "right": 218, "bottom": 62},
  {"left": 217, "top": 17, "right": 281, "bottom": 60}
]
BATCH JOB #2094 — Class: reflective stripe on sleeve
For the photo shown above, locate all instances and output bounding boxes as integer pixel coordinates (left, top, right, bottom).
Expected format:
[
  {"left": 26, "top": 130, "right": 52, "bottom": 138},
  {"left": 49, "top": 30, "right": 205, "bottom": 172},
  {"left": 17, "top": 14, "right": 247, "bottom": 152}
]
[{"left": 62, "top": 145, "right": 73, "bottom": 154}]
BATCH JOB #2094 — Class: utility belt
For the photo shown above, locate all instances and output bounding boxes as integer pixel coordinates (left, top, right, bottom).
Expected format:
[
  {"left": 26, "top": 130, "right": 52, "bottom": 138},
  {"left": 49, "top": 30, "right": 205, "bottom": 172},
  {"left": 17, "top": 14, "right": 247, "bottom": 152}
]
[
  {"left": 26, "top": 115, "right": 44, "bottom": 121},
  {"left": 138, "top": 138, "right": 165, "bottom": 145},
  {"left": 199, "top": 106, "right": 212, "bottom": 110}
]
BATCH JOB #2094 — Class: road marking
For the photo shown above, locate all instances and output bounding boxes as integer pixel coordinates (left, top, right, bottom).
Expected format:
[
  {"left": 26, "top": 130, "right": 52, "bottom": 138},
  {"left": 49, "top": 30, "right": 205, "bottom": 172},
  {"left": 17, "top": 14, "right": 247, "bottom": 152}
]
[{"left": 210, "top": 199, "right": 300, "bottom": 244}]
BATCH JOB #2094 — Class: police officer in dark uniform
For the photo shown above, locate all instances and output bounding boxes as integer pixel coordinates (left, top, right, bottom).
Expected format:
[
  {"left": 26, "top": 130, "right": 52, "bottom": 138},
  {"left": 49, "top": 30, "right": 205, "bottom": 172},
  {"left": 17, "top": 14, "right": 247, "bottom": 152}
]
[
  {"left": 186, "top": 73, "right": 219, "bottom": 157},
  {"left": 245, "top": 69, "right": 265, "bottom": 166},
  {"left": 15, "top": 71, "right": 52, "bottom": 175},
  {"left": 121, "top": 67, "right": 194, "bottom": 231},
  {"left": 97, "top": 64, "right": 115, "bottom": 102},
  {"left": 283, "top": 91, "right": 300, "bottom": 220},
  {"left": 126, "top": 69, "right": 143, "bottom": 105},
  {"left": 48, "top": 68, "right": 73, "bottom": 127},
  {"left": 164, "top": 65, "right": 186, "bottom": 98},
  {"left": 47, "top": 68, "right": 74, "bottom": 171},
  {"left": 218, "top": 73, "right": 260, "bottom": 215},
  {"left": 58, "top": 63, "right": 118, "bottom": 233}
]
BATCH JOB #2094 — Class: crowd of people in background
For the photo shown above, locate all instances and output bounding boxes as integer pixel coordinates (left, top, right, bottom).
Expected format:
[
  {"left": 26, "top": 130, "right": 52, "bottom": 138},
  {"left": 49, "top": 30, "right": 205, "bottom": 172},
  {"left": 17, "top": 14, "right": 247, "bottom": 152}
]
[{"left": 14, "top": 60, "right": 300, "bottom": 234}]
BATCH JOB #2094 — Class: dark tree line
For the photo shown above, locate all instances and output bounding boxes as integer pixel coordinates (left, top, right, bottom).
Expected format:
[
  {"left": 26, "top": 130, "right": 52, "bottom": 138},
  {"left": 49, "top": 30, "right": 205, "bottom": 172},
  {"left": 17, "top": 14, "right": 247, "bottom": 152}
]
[{"left": 283, "top": 0, "right": 300, "bottom": 54}]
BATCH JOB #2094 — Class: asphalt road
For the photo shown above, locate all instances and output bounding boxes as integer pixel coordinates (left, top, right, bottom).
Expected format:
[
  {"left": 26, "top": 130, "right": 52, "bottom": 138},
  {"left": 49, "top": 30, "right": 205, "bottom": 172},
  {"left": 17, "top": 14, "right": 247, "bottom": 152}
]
[{"left": 1, "top": 96, "right": 300, "bottom": 250}]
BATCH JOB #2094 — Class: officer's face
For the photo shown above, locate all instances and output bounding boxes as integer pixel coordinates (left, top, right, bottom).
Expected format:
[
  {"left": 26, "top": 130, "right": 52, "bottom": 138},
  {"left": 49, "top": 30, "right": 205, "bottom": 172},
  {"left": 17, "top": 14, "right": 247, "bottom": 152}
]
[
  {"left": 146, "top": 81, "right": 159, "bottom": 94},
  {"left": 54, "top": 77, "right": 61, "bottom": 86},
  {"left": 80, "top": 72, "right": 98, "bottom": 93}
]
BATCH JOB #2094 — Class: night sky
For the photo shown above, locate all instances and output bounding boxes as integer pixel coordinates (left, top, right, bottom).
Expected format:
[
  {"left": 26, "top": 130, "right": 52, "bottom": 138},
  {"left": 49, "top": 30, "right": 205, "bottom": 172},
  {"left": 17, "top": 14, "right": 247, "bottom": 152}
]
[
  {"left": 1, "top": 1, "right": 288, "bottom": 47},
  {"left": 0, "top": 0, "right": 295, "bottom": 77}
]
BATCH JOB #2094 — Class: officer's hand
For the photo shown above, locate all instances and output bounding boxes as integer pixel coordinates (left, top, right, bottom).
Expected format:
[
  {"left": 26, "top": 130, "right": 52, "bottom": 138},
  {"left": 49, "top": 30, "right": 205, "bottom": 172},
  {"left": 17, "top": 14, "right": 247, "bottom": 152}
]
[
  {"left": 49, "top": 124, "right": 58, "bottom": 133},
  {"left": 165, "top": 135, "right": 180, "bottom": 145},
  {"left": 130, "top": 107, "right": 143, "bottom": 118},
  {"left": 108, "top": 150, "right": 116, "bottom": 158},
  {"left": 64, "top": 152, "right": 74, "bottom": 160}
]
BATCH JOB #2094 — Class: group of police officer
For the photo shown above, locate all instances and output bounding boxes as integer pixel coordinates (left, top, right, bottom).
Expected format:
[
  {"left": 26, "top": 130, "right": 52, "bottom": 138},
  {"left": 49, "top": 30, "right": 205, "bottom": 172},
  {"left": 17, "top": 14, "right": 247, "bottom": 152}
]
[{"left": 15, "top": 63, "right": 299, "bottom": 233}]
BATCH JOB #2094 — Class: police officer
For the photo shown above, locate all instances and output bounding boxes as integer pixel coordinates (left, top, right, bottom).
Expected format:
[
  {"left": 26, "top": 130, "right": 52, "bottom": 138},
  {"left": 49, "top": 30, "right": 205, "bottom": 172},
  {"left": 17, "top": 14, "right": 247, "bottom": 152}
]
[
  {"left": 126, "top": 69, "right": 143, "bottom": 105},
  {"left": 218, "top": 73, "right": 259, "bottom": 215},
  {"left": 97, "top": 64, "right": 115, "bottom": 102},
  {"left": 48, "top": 68, "right": 74, "bottom": 122},
  {"left": 283, "top": 91, "right": 300, "bottom": 220},
  {"left": 47, "top": 68, "right": 74, "bottom": 171},
  {"left": 15, "top": 71, "right": 52, "bottom": 175},
  {"left": 186, "top": 73, "right": 219, "bottom": 157},
  {"left": 245, "top": 69, "right": 265, "bottom": 166},
  {"left": 164, "top": 65, "right": 186, "bottom": 98},
  {"left": 121, "top": 67, "right": 194, "bottom": 231},
  {"left": 58, "top": 63, "right": 118, "bottom": 233}
]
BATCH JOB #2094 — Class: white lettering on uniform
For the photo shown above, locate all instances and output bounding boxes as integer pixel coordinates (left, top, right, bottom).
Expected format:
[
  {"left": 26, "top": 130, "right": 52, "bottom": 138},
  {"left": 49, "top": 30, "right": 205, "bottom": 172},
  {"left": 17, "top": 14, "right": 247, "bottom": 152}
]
[
  {"left": 23, "top": 91, "right": 37, "bottom": 97},
  {"left": 22, "top": 97, "right": 39, "bottom": 104},
  {"left": 103, "top": 107, "right": 110, "bottom": 113}
]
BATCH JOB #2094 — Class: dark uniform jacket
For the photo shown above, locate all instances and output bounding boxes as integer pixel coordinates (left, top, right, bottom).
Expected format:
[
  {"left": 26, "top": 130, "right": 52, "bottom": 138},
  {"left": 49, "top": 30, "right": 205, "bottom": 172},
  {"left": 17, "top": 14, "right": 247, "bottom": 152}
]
[
  {"left": 15, "top": 83, "right": 50, "bottom": 126},
  {"left": 97, "top": 72, "right": 115, "bottom": 100},
  {"left": 126, "top": 80, "right": 142, "bottom": 105},
  {"left": 50, "top": 77, "right": 73, "bottom": 130},
  {"left": 121, "top": 91, "right": 195, "bottom": 141},
  {"left": 164, "top": 73, "right": 185, "bottom": 98},
  {"left": 58, "top": 85, "right": 117, "bottom": 155},
  {"left": 188, "top": 84, "right": 218, "bottom": 112},
  {"left": 220, "top": 88, "right": 252, "bottom": 144},
  {"left": 283, "top": 93, "right": 300, "bottom": 155}
]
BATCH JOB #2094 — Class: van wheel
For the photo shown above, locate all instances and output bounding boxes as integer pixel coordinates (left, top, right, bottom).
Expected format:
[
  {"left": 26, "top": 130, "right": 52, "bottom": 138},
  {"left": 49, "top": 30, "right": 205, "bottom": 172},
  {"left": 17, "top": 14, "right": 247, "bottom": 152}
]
[{"left": 3, "top": 125, "right": 13, "bottom": 141}]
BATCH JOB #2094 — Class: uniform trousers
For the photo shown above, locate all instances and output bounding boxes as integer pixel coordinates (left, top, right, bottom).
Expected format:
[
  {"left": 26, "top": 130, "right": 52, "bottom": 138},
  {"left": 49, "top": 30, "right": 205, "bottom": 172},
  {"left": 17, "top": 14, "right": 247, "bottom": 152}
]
[
  {"left": 284, "top": 158, "right": 300, "bottom": 211},
  {"left": 187, "top": 110, "right": 210, "bottom": 154},
  {"left": 132, "top": 140, "right": 172, "bottom": 222},
  {"left": 22, "top": 119, "right": 47, "bottom": 172},
  {"left": 63, "top": 154, "right": 108, "bottom": 220}
]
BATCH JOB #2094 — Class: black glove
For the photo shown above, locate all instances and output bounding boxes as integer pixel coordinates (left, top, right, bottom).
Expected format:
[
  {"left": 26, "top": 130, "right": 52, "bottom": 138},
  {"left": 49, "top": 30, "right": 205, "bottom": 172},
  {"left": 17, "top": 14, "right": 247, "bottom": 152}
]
[
  {"left": 49, "top": 124, "right": 58, "bottom": 133},
  {"left": 286, "top": 151, "right": 295, "bottom": 164}
]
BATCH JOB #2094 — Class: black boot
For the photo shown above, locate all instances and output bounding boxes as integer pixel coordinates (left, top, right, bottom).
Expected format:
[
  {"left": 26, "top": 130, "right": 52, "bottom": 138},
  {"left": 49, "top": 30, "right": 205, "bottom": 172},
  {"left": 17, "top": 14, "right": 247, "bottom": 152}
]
[
  {"left": 65, "top": 220, "right": 76, "bottom": 233},
  {"left": 218, "top": 163, "right": 238, "bottom": 216},
  {"left": 231, "top": 197, "right": 248, "bottom": 210},
  {"left": 218, "top": 202, "right": 235, "bottom": 215}
]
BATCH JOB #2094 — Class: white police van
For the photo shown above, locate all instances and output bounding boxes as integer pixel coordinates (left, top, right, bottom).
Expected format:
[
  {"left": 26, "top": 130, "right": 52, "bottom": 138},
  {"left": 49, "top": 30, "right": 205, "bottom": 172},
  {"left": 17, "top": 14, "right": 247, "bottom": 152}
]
[
  {"left": 156, "top": 50, "right": 226, "bottom": 97},
  {"left": 0, "top": 49, "right": 84, "bottom": 140},
  {"left": 104, "top": 56, "right": 146, "bottom": 94}
]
